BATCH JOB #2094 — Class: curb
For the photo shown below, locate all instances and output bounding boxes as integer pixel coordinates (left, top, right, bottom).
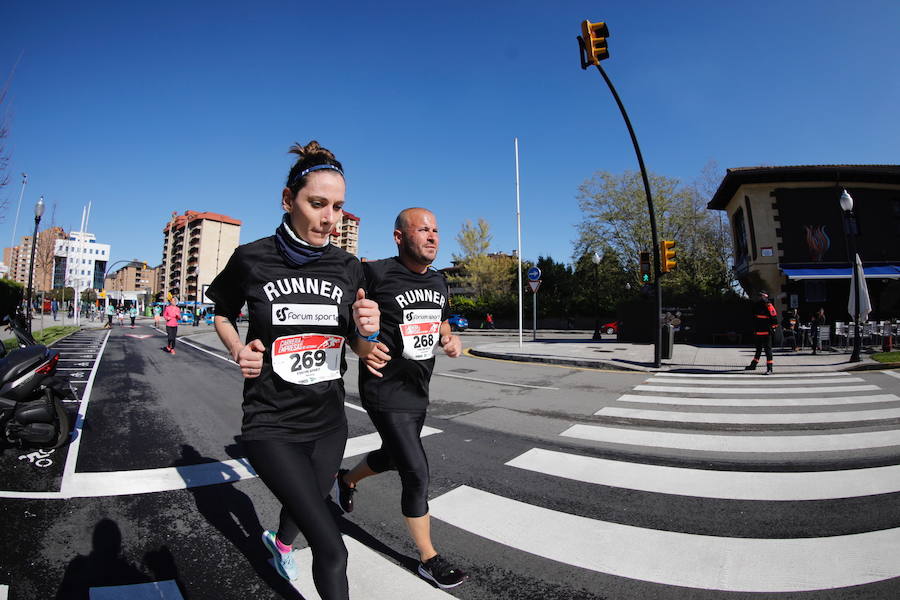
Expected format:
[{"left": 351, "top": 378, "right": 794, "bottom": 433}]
[{"left": 467, "top": 348, "right": 640, "bottom": 372}]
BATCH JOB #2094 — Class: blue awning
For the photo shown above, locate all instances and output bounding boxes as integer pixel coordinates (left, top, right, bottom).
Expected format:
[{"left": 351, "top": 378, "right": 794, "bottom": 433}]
[{"left": 782, "top": 265, "right": 900, "bottom": 280}]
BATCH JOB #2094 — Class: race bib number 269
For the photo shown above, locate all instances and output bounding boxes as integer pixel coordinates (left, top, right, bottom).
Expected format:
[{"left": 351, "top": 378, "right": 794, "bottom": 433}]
[
  {"left": 400, "top": 309, "right": 442, "bottom": 360},
  {"left": 272, "top": 334, "right": 344, "bottom": 385}
]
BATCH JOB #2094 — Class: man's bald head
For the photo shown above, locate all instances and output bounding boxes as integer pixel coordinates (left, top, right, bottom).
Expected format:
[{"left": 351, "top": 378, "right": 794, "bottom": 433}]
[
  {"left": 394, "top": 207, "right": 435, "bottom": 232},
  {"left": 393, "top": 207, "right": 439, "bottom": 272}
]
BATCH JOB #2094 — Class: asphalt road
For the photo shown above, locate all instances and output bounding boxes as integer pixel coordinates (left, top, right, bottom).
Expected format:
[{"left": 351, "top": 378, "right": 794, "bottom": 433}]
[{"left": 1, "top": 324, "right": 900, "bottom": 599}]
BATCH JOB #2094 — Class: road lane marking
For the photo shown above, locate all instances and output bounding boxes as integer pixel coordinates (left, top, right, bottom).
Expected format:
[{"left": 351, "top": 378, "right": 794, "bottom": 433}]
[
  {"left": 608, "top": 393, "right": 900, "bottom": 407},
  {"left": 506, "top": 447, "right": 900, "bottom": 500},
  {"left": 634, "top": 384, "right": 879, "bottom": 394},
  {"left": 88, "top": 580, "right": 184, "bottom": 599},
  {"left": 645, "top": 377, "right": 863, "bottom": 386},
  {"left": 885, "top": 371, "right": 900, "bottom": 380},
  {"left": 291, "top": 536, "right": 451, "bottom": 599},
  {"left": 654, "top": 372, "right": 851, "bottom": 378},
  {"left": 598, "top": 406, "right": 900, "bottom": 424},
  {"left": 435, "top": 372, "right": 558, "bottom": 390},
  {"left": 560, "top": 424, "right": 900, "bottom": 452},
  {"left": 4, "top": 428, "right": 442, "bottom": 499},
  {"left": 429, "top": 485, "right": 900, "bottom": 592},
  {"left": 59, "top": 330, "right": 110, "bottom": 496}
]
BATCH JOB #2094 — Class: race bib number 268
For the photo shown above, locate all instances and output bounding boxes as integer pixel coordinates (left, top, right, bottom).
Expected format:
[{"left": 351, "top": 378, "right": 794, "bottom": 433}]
[
  {"left": 272, "top": 334, "right": 344, "bottom": 385},
  {"left": 400, "top": 309, "right": 442, "bottom": 360}
]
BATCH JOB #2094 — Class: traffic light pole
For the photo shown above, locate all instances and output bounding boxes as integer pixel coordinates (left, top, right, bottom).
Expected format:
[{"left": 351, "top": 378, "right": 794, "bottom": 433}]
[{"left": 592, "top": 63, "right": 662, "bottom": 367}]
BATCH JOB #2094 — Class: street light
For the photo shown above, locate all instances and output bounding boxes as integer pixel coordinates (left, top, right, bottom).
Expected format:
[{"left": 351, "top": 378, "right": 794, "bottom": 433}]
[
  {"left": 592, "top": 251, "right": 602, "bottom": 340},
  {"left": 25, "top": 196, "right": 45, "bottom": 334},
  {"left": 840, "top": 189, "right": 861, "bottom": 363}
]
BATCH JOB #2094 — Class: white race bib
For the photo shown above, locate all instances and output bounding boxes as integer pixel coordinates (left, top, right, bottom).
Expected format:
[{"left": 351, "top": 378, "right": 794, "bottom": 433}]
[
  {"left": 399, "top": 309, "right": 442, "bottom": 360},
  {"left": 272, "top": 333, "right": 344, "bottom": 385}
]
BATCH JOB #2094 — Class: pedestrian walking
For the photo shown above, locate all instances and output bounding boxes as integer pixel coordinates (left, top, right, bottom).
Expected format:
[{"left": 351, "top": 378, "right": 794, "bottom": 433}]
[
  {"left": 192, "top": 305, "right": 200, "bottom": 327},
  {"left": 810, "top": 307, "right": 826, "bottom": 354},
  {"left": 746, "top": 290, "right": 778, "bottom": 374},
  {"left": 781, "top": 309, "right": 798, "bottom": 352},
  {"left": 486, "top": 312, "right": 494, "bottom": 329},
  {"left": 162, "top": 298, "right": 181, "bottom": 354},
  {"left": 51, "top": 299, "right": 59, "bottom": 321},
  {"left": 104, "top": 303, "right": 114, "bottom": 329},
  {"left": 207, "top": 140, "right": 381, "bottom": 599},
  {"left": 153, "top": 304, "right": 162, "bottom": 328},
  {"left": 336, "top": 207, "right": 469, "bottom": 590}
]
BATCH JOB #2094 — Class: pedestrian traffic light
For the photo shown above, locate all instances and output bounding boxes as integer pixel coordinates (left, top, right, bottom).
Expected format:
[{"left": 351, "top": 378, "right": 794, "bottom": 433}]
[
  {"left": 639, "top": 251, "right": 651, "bottom": 282},
  {"left": 580, "top": 20, "right": 610, "bottom": 66},
  {"left": 660, "top": 240, "right": 676, "bottom": 273}
]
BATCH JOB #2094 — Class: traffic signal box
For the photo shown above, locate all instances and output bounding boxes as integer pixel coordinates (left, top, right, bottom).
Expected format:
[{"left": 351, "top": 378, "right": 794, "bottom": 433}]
[
  {"left": 660, "top": 240, "right": 676, "bottom": 273},
  {"left": 581, "top": 20, "right": 609, "bottom": 65},
  {"left": 639, "top": 251, "right": 651, "bottom": 282}
]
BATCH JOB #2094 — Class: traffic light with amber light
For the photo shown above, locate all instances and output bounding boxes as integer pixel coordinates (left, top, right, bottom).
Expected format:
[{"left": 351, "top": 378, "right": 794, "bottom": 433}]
[
  {"left": 660, "top": 240, "right": 676, "bottom": 273},
  {"left": 639, "top": 251, "right": 651, "bottom": 282},
  {"left": 580, "top": 20, "right": 609, "bottom": 66}
]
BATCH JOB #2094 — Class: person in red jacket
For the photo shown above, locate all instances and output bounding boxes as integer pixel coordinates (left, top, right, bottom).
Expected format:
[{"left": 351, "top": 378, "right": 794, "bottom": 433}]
[
  {"left": 162, "top": 296, "right": 182, "bottom": 354},
  {"left": 746, "top": 290, "right": 778, "bottom": 374}
]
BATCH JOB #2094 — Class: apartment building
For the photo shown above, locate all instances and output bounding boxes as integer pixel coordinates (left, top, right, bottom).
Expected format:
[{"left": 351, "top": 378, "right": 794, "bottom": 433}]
[
  {"left": 4, "top": 226, "right": 68, "bottom": 291},
  {"left": 104, "top": 261, "right": 155, "bottom": 297},
  {"left": 53, "top": 231, "right": 110, "bottom": 292},
  {"left": 332, "top": 210, "right": 360, "bottom": 256},
  {"left": 161, "top": 211, "right": 241, "bottom": 302}
]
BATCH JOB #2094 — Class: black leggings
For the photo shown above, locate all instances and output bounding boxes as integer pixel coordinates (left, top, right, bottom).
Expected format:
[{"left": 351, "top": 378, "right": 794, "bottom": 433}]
[
  {"left": 166, "top": 326, "right": 177, "bottom": 349},
  {"left": 364, "top": 409, "right": 429, "bottom": 518},
  {"left": 243, "top": 424, "right": 349, "bottom": 600},
  {"left": 753, "top": 333, "right": 773, "bottom": 364}
]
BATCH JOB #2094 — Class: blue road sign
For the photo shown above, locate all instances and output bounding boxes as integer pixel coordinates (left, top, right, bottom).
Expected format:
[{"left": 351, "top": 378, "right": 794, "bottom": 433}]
[{"left": 527, "top": 266, "right": 542, "bottom": 281}]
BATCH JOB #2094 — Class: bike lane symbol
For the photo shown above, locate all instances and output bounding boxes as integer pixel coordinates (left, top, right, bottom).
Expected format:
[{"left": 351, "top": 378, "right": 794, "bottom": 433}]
[{"left": 18, "top": 448, "right": 55, "bottom": 468}]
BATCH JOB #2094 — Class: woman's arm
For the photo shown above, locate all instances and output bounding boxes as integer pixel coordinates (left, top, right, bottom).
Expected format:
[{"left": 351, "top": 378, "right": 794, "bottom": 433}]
[{"left": 213, "top": 315, "right": 264, "bottom": 378}]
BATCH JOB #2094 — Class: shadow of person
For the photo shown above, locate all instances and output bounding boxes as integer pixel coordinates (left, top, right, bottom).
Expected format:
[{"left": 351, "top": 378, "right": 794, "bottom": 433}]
[
  {"left": 328, "top": 499, "right": 421, "bottom": 574},
  {"left": 174, "top": 443, "right": 303, "bottom": 599},
  {"left": 144, "top": 545, "right": 189, "bottom": 599},
  {"left": 55, "top": 518, "right": 149, "bottom": 599}
]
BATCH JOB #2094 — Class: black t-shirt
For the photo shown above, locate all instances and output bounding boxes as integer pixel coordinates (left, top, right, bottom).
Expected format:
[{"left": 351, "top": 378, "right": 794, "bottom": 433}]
[
  {"left": 358, "top": 257, "right": 450, "bottom": 412},
  {"left": 207, "top": 237, "right": 364, "bottom": 442}
]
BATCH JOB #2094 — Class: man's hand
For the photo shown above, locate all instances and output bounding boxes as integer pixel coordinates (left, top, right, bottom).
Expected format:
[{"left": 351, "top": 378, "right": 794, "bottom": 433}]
[
  {"left": 352, "top": 288, "right": 380, "bottom": 337},
  {"left": 440, "top": 334, "right": 462, "bottom": 358},
  {"left": 236, "top": 339, "right": 265, "bottom": 378},
  {"left": 362, "top": 341, "right": 391, "bottom": 377}
]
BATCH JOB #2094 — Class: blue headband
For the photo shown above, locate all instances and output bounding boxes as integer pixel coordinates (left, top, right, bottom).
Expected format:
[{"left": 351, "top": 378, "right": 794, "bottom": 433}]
[{"left": 289, "top": 164, "right": 344, "bottom": 187}]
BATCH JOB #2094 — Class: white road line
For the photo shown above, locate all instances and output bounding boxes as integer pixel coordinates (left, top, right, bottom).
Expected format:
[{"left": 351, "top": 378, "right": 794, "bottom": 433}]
[
  {"left": 88, "top": 580, "right": 184, "bottom": 599},
  {"left": 609, "top": 393, "right": 900, "bottom": 407},
  {"left": 560, "top": 424, "right": 900, "bottom": 452},
  {"left": 291, "top": 536, "right": 451, "bottom": 599},
  {"left": 0, "top": 584, "right": 7, "bottom": 600},
  {"left": 429, "top": 485, "right": 900, "bottom": 592},
  {"left": 175, "top": 337, "right": 234, "bottom": 363},
  {"left": 505, "top": 447, "right": 900, "bottom": 500},
  {"left": 597, "top": 406, "right": 900, "bottom": 424},
  {"left": 885, "top": 371, "right": 900, "bottom": 380},
  {"left": 435, "top": 372, "right": 558, "bottom": 390},
  {"left": 654, "top": 372, "right": 851, "bottom": 378},
  {"left": 344, "top": 401, "right": 366, "bottom": 413},
  {"left": 2, "top": 428, "right": 442, "bottom": 499},
  {"left": 59, "top": 330, "right": 110, "bottom": 495},
  {"left": 635, "top": 384, "right": 879, "bottom": 394},
  {"left": 646, "top": 377, "right": 862, "bottom": 386}
]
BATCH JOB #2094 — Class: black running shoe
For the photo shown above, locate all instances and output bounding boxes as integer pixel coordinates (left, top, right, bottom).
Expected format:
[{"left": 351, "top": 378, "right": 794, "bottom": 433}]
[
  {"left": 333, "top": 469, "right": 355, "bottom": 513},
  {"left": 418, "top": 554, "right": 468, "bottom": 589}
]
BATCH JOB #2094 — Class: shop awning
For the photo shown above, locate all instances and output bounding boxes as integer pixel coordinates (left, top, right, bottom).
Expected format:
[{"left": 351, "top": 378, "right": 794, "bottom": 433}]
[{"left": 782, "top": 265, "right": 900, "bottom": 280}]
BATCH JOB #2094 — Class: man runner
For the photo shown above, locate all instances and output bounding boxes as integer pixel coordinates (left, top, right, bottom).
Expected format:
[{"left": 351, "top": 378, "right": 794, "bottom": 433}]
[{"left": 335, "top": 207, "right": 468, "bottom": 589}]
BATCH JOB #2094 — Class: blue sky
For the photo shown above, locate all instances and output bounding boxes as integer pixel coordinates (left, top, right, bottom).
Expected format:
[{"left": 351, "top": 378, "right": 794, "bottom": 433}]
[{"left": 1, "top": 1, "right": 898, "bottom": 270}]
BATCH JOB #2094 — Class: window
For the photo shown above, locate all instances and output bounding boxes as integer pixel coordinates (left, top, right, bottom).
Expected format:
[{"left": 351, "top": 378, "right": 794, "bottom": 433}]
[
  {"left": 804, "top": 280, "right": 827, "bottom": 303},
  {"left": 732, "top": 207, "right": 749, "bottom": 263}
]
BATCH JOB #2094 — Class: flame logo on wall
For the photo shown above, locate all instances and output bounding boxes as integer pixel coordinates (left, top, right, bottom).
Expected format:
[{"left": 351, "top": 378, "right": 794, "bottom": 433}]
[{"left": 804, "top": 225, "right": 830, "bottom": 262}]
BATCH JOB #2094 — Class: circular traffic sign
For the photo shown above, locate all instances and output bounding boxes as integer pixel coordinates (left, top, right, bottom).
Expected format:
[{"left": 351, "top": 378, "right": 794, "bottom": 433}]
[{"left": 527, "top": 266, "right": 542, "bottom": 281}]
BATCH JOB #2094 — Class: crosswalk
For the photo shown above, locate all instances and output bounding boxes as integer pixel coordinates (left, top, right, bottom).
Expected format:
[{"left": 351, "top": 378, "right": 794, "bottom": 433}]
[{"left": 426, "top": 370, "right": 900, "bottom": 595}]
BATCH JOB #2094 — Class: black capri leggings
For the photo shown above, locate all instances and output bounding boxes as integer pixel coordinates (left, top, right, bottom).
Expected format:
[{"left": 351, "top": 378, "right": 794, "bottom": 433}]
[
  {"left": 166, "top": 326, "right": 177, "bottom": 349},
  {"left": 243, "top": 424, "right": 349, "bottom": 600},
  {"left": 365, "top": 409, "right": 430, "bottom": 518}
]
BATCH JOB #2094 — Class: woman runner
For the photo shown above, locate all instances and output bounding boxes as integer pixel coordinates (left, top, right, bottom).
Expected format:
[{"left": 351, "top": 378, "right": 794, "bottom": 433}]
[{"left": 207, "top": 141, "right": 381, "bottom": 600}]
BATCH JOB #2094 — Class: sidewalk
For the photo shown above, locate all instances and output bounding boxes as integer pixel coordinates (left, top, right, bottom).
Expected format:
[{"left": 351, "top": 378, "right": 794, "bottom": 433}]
[{"left": 469, "top": 334, "right": 897, "bottom": 373}]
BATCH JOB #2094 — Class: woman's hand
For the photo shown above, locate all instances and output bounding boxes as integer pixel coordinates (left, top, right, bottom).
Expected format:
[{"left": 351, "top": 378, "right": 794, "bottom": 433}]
[
  {"left": 352, "top": 289, "right": 380, "bottom": 337},
  {"left": 235, "top": 338, "right": 266, "bottom": 378},
  {"left": 362, "top": 341, "right": 391, "bottom": 377}
]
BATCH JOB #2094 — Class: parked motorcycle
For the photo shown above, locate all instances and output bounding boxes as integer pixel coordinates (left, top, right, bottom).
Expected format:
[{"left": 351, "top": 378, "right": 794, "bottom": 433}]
[{"left": 0, "top": 313, "right": 71, "bottom": 449}]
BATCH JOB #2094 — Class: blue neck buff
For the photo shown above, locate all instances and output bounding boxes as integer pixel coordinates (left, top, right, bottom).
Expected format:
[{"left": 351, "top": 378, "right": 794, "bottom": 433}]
[{"left": 275, "top": 214, "right": 329, "bottom": 267}]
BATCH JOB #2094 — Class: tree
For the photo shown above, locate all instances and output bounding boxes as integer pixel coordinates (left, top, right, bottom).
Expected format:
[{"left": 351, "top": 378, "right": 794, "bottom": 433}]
[
  {"left": 454, "top": 218, "right": 491, "bottom": 261},
  {"left": 575, "top": 169, "right": 736, "bottom": 298}
]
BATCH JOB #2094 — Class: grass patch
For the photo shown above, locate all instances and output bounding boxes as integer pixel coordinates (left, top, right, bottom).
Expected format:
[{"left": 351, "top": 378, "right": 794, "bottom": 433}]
[
  {"left": 3, "top": 326, "right": 79, "bottom": 352},
  {"left": 872, "top": 351, "right": 900, "bottom": 364}
]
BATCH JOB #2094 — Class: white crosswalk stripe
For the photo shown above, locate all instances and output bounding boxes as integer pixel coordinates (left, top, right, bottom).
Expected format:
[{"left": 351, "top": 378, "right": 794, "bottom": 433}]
[{"left": 424, "top": 370, "right": 900, "bottom": 594}]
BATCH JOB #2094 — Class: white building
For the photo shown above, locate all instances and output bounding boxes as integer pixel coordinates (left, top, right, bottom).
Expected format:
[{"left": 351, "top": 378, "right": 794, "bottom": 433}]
[{"left": 53, "top": 231, "right": 111, "bottom": 291}]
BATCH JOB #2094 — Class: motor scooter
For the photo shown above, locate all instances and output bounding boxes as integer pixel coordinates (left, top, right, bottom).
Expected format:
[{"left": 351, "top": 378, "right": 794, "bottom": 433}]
[{"left": 0, "top": 313, "right": 71, "bottom": 449}]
